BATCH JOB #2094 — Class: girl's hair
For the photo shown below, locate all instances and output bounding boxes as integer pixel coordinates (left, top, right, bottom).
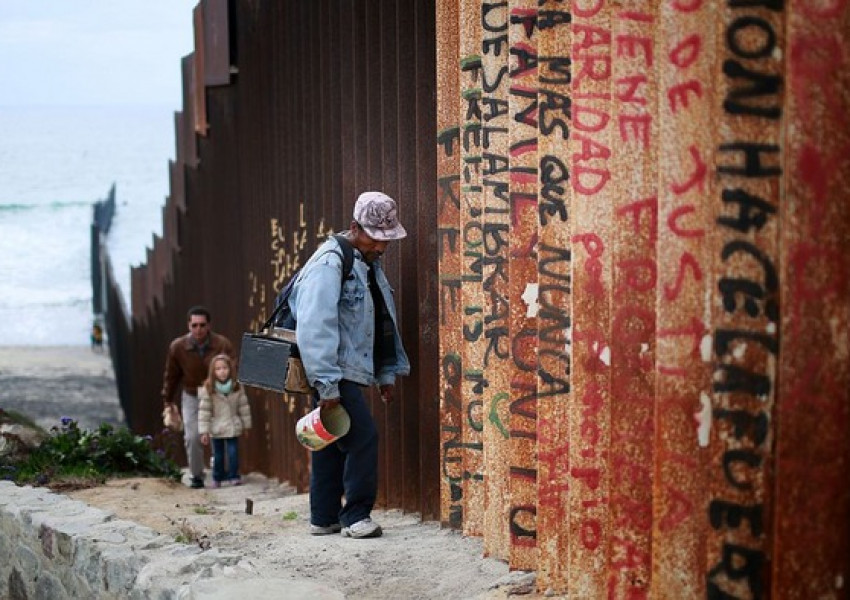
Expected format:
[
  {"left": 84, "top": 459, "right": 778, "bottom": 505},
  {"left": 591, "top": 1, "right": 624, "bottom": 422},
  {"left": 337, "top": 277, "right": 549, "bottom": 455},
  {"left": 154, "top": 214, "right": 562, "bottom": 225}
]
[{"left": 203, "top": 354, "right": 240, "bottom": 394}]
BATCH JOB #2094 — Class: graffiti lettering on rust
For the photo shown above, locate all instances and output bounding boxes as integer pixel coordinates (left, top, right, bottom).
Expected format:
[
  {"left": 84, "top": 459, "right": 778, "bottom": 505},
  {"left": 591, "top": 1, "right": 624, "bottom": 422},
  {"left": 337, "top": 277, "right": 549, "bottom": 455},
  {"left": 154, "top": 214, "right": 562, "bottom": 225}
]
[
  {"left": 481, "top": 0, "right": 513, "bottom": 548},
  {"left": 506, "top": 1, "right": 540, "bottom": 570},
  {"left": 723, "top": 15, "right": 782, "bottom": 118},
  {"left": 269, "top": 207, "right": 309, "bottom": 291},
  {"left": 653, "top": 0, "right": 713, "bottom": 593},
  {"left": 459, "top": 3, "right": 488, "bottom": 536},
  {"left": 707, "top": 0, "right": 784, "bottom": 596},
  {"left": 440, "top": 350, "right": 464, "bottom": 526},
  {"left": 437, "top": 0, "right": 463, "bottom": 531},
  {"left": 437, "top": 126, "right": 461, "bottom": 158},
  {"left": 509, "top": 464, "right": 538, "bottom": 548},
  {"left": 439, "top": 277, "right": 462, "bottom": 327},
  {"left": 571, "top": 1, "right": 612, "bottom": 197},
  {"left": 540, "top": 154, "right": 569, "bottom": 224},
  {"left": 535, "top": 4, "right": 572, "bottom": 587},
  {"left": 442, "top": 353, "right": 463, "bottom": 412},
  {"left": 608, "top": 3, "right": 658, "bottom": 594},
  {"left": 572, "top": 233, "right": 605, "bottom": 298},
  {"left": 245, "top": 271, "right": 267, "bottom": 332},
  {"left": 537, "top": 420, "right": 569, "bottom": 521},
  {"left": 441, "top": 422, "right": 485, "bottom": 528}
]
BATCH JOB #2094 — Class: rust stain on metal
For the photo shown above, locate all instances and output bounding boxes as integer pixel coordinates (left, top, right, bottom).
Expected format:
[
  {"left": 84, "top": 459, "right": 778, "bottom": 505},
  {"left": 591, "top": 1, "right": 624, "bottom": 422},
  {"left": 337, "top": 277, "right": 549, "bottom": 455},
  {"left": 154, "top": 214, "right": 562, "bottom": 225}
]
[
  {"left": 506, "top": 0, "right": 540, "bottom": 572},
  {"left": 459, "top": 0, "right": 487, "bottom": 538},
  {"left": 437, "top": 0, "right": 463, "bottom": 530},
  {"left": 480, "top": 0, "right": 512, "bottom": 562},
  {"left": 607, "top": 1, "right": 659, "bottom": 596},
  {"left": 567, "top": 0, "right": 614, "bottom": 596},
  {"left": 652, "top": 0, "right": 715, "bottom": 596},
  {"left": 706, "top": 1, "right": 785, "bottom": 598},
  {"left": 534, "top": 0, "right": 572, "bottom": 592},
  {"left": 774, "top": 0, "right": 850, "bottom": 595}
]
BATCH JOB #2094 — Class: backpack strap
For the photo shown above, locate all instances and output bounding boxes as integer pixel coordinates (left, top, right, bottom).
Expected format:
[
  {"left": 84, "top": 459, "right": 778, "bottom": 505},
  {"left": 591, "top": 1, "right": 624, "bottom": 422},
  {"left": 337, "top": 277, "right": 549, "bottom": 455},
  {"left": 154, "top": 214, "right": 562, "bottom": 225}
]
[{"left": 332, "top": 233, "right": 355, "bottom": 282}]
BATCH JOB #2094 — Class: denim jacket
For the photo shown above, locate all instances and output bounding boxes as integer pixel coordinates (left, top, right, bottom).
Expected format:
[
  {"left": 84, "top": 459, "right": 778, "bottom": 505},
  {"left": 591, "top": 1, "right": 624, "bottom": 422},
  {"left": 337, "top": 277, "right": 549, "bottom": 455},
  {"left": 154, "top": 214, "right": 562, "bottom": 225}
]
[{"left": 289, "top": 236, "right": 410, "bottom": 400}]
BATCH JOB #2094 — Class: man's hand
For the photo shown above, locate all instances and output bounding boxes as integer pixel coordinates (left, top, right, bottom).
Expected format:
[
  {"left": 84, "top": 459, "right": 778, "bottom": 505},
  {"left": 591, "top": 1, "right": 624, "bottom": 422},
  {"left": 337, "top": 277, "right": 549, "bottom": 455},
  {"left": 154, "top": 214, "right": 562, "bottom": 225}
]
[
  {"left": 319, "top": 397, "right": 341, "bottom": 408},
  {"left": 200, "top": 433, "right": 210, "bottom": 446},
  {"left": 380, "top": 384, "right": 395, "bottom": 403}
]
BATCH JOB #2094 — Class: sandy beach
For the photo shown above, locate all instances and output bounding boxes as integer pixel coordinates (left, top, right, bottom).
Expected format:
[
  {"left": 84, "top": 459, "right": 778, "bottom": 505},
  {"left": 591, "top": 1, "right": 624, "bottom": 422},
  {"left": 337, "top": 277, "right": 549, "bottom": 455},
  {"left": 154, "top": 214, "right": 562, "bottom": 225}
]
[
  {"left": 0, "top": 345, "right": 535, "bottom": 599},
  {"left": 0, "top": 345, "right": 123, "bottom": 432}
]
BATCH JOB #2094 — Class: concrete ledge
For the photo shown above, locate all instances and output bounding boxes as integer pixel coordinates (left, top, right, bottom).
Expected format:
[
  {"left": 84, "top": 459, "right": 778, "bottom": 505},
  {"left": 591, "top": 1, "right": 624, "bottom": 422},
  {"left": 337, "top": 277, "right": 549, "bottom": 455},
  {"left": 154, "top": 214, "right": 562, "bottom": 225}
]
[{"left": 0, "top": 481, "right": 271, "bottom": 599}]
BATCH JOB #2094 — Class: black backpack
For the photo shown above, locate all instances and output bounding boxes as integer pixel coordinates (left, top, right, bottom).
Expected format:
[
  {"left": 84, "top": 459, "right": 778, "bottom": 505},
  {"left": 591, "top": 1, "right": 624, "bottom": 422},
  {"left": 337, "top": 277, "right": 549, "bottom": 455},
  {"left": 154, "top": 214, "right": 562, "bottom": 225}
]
[{"left": 264, "top": 234, "right": 355, "bottom": 331}]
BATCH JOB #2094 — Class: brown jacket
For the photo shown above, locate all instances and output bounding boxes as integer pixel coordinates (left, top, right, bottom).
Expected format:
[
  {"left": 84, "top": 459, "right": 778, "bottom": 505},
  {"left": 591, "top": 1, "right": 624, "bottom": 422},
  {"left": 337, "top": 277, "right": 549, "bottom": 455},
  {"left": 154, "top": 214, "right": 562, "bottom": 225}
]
[{"left": 161, "top": 332, "right": 235, "bottom": 404}]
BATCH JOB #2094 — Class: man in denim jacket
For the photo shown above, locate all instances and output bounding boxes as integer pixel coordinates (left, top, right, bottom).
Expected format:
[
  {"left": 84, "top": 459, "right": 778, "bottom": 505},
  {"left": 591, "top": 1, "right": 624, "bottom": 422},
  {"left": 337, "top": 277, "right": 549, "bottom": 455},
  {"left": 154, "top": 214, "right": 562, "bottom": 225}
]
[{"left": 289, "top": 191, "right": 411, "bottom": 539}]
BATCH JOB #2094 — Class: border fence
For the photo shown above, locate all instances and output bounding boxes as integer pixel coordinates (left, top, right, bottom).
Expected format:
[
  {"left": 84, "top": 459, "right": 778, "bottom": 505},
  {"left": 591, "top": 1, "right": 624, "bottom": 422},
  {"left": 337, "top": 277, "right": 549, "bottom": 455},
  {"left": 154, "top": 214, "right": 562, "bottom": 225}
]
[{"left": 100, "top": 0, "right": 849, "bottom": 596}]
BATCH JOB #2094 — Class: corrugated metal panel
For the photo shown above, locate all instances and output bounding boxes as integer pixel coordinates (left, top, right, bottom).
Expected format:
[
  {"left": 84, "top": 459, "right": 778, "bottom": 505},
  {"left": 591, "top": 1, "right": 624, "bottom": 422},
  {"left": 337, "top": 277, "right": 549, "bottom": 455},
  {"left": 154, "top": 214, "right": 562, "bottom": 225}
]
[
  {"left": 193, "top": 5, "right": 208, "bottom": 136},
  {"left": 480, "top": 0, "right": 512, "bottom": 562},
  {"left": 706, "top": 1, "right": 783, "bottom": 597},
  {"left": 114, "top": 0, "right": 440, "bottom": 503},
  {"left": 776, "top": 1, "right": 850, "bottom": 596},
  {"left": 202, "top": 0, "right": 231, "bottom": 87},
  {"left": 180, "top": 58, "right": 199, "bottom": 167},
  {"left": 535, "top": 0, "right": 571, "bottom": 590},
  {"left": 568, "top": 0, "right": 614, "bottom": 594},
  {"left": 458, "top": 0, "right": 487, "bottom": 539},
  {"left": 413, "top": 0, "right": 439, "bottom": 521},
  {"left": 607, "top": 3, "right": 658, "bottom": 596},
  {"left": 652, "top": 0, "right": 714, "bottom": 595},
  {"left": 435, "top": 0, "right": 463, "bottom": 530},
  {"left": 506, "top": 0, "right": 540, "bottom": 571}
]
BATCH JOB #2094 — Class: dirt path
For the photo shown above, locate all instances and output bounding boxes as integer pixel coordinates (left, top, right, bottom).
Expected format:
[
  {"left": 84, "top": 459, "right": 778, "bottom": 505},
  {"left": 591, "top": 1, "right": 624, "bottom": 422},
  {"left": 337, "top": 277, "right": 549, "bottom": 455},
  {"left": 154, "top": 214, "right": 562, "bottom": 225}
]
[
  {"left": 67, "top": 474, "right": 535, "bottom": 599},
  {"left": 1, "top": 345, "right": 541, "bottom": 599}
]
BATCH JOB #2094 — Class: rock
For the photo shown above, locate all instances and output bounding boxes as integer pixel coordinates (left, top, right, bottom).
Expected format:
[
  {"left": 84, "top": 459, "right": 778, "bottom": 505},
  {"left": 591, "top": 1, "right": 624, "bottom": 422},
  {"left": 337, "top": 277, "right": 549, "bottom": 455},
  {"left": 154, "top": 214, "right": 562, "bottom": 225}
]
[{"left": 0, "top": 419, "right": 47, "bottom": 462}]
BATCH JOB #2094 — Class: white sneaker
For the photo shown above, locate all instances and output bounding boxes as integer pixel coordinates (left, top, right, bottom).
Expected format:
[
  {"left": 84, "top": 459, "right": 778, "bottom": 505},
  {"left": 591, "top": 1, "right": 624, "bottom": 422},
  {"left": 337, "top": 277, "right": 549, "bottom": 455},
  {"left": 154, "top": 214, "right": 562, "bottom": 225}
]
[
  {"left": 341, "top": 517, "right": 382, "bottom": 539},
  {"left": 310, "top": 523, "right": 342, "bottom": 535}
]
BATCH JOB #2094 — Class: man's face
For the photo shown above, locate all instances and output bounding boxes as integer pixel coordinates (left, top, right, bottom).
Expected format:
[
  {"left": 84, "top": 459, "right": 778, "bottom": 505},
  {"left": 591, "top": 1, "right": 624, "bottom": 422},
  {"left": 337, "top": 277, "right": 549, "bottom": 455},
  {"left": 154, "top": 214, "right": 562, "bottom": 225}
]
[
  {"left": 188, "top": 314, "right": 210, "bottom": 343},
  {"left": 351, "top": 223, "right": 390, "bottom": 264}
]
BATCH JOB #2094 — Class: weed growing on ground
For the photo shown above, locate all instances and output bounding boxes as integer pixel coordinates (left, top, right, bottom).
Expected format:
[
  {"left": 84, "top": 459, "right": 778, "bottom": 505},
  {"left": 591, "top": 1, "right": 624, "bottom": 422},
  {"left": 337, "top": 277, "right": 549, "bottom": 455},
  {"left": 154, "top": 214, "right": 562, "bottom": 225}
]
[
  {"left": 169, "top": 516, "right": 200, "bottom": 544},
  {"left": 1, "top": 416, "right": 181, "bottom": 488}
]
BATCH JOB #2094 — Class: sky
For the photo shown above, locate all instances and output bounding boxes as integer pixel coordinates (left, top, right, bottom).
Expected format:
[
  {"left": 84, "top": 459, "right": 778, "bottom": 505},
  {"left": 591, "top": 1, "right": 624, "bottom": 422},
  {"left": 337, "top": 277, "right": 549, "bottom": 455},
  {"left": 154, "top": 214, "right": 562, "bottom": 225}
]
[{"left": 0, "top": 1, "right": 199, "bottom": 107}]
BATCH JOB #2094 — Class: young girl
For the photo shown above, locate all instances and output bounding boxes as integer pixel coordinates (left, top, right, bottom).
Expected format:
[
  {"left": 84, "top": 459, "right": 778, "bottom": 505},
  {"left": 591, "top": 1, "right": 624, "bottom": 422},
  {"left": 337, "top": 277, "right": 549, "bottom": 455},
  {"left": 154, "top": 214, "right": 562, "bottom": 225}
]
[{"left": 198, "top": 354, "right": 251, "bottom": 487}]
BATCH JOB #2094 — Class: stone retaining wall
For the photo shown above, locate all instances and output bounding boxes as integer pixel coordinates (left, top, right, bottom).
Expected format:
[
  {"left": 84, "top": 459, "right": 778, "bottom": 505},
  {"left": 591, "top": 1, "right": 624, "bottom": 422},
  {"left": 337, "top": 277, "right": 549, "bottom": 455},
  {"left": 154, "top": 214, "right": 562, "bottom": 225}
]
[{"left": 0, "top": 481, "right": 247, "bottom": 599}]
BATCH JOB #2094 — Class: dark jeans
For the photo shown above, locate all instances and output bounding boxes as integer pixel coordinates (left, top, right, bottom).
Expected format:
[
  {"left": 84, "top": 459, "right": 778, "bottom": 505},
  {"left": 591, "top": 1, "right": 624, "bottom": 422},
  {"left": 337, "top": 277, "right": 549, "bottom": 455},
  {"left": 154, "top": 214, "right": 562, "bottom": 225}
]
[
  {"left": 310, "top": 380, "right": 378, "bottom": 528},
  {"left": 211, "top": 437, "right": 240, "bottom": 482}
]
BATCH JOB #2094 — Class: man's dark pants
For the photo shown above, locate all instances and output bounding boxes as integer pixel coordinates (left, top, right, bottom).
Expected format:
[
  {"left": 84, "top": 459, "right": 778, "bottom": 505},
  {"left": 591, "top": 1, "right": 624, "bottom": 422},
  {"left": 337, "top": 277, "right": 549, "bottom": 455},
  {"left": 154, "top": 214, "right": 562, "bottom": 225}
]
[{"left": 310, "top": 380, "right": 378, "bottom": 528}]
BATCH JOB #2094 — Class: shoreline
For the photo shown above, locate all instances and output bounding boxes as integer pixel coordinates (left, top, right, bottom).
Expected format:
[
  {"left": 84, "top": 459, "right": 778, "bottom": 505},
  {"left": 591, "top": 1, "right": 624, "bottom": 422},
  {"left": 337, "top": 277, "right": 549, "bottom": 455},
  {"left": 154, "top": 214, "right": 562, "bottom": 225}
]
[{"left": 0, "top": 345, "right": 124, "bottom": 432}]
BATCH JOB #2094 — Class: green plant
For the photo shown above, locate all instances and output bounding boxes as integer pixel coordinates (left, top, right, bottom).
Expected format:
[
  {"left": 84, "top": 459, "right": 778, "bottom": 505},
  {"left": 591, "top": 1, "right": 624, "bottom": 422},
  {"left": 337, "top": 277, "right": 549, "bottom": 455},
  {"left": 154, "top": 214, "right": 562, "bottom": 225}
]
[
  {"left": 167, "top": 516, "right": 205, "bottom": 547},
  {"left": 1, "top": 417, "right": 181, "bottom": 487},
  {"left": 282, "top": 511, "right": 298, "bottom": 521}
]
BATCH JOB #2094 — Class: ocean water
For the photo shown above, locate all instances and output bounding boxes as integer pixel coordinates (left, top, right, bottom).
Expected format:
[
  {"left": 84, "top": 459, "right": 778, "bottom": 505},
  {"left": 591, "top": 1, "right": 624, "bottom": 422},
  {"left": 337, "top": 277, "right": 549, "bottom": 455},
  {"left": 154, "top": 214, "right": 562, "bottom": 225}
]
[{"left": 0, "top": 105, "right": 176, "bottom": 346}]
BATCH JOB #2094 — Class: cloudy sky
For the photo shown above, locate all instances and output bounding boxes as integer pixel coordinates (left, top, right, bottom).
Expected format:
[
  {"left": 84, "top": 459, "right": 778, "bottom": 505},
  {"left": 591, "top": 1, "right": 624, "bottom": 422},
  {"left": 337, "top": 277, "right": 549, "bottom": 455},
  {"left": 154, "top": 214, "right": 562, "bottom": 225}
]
[{"left": 0, "top": 1, "right": 198, "bottom": 107}]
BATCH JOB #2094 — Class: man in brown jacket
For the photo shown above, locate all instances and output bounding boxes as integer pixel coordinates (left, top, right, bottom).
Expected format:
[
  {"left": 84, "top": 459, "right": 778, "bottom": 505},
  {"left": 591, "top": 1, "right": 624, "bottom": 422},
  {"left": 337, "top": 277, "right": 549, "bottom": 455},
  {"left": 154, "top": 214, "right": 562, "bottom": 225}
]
[{"left": 161, "top": 306, "right": 235, "bottom": 488}]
